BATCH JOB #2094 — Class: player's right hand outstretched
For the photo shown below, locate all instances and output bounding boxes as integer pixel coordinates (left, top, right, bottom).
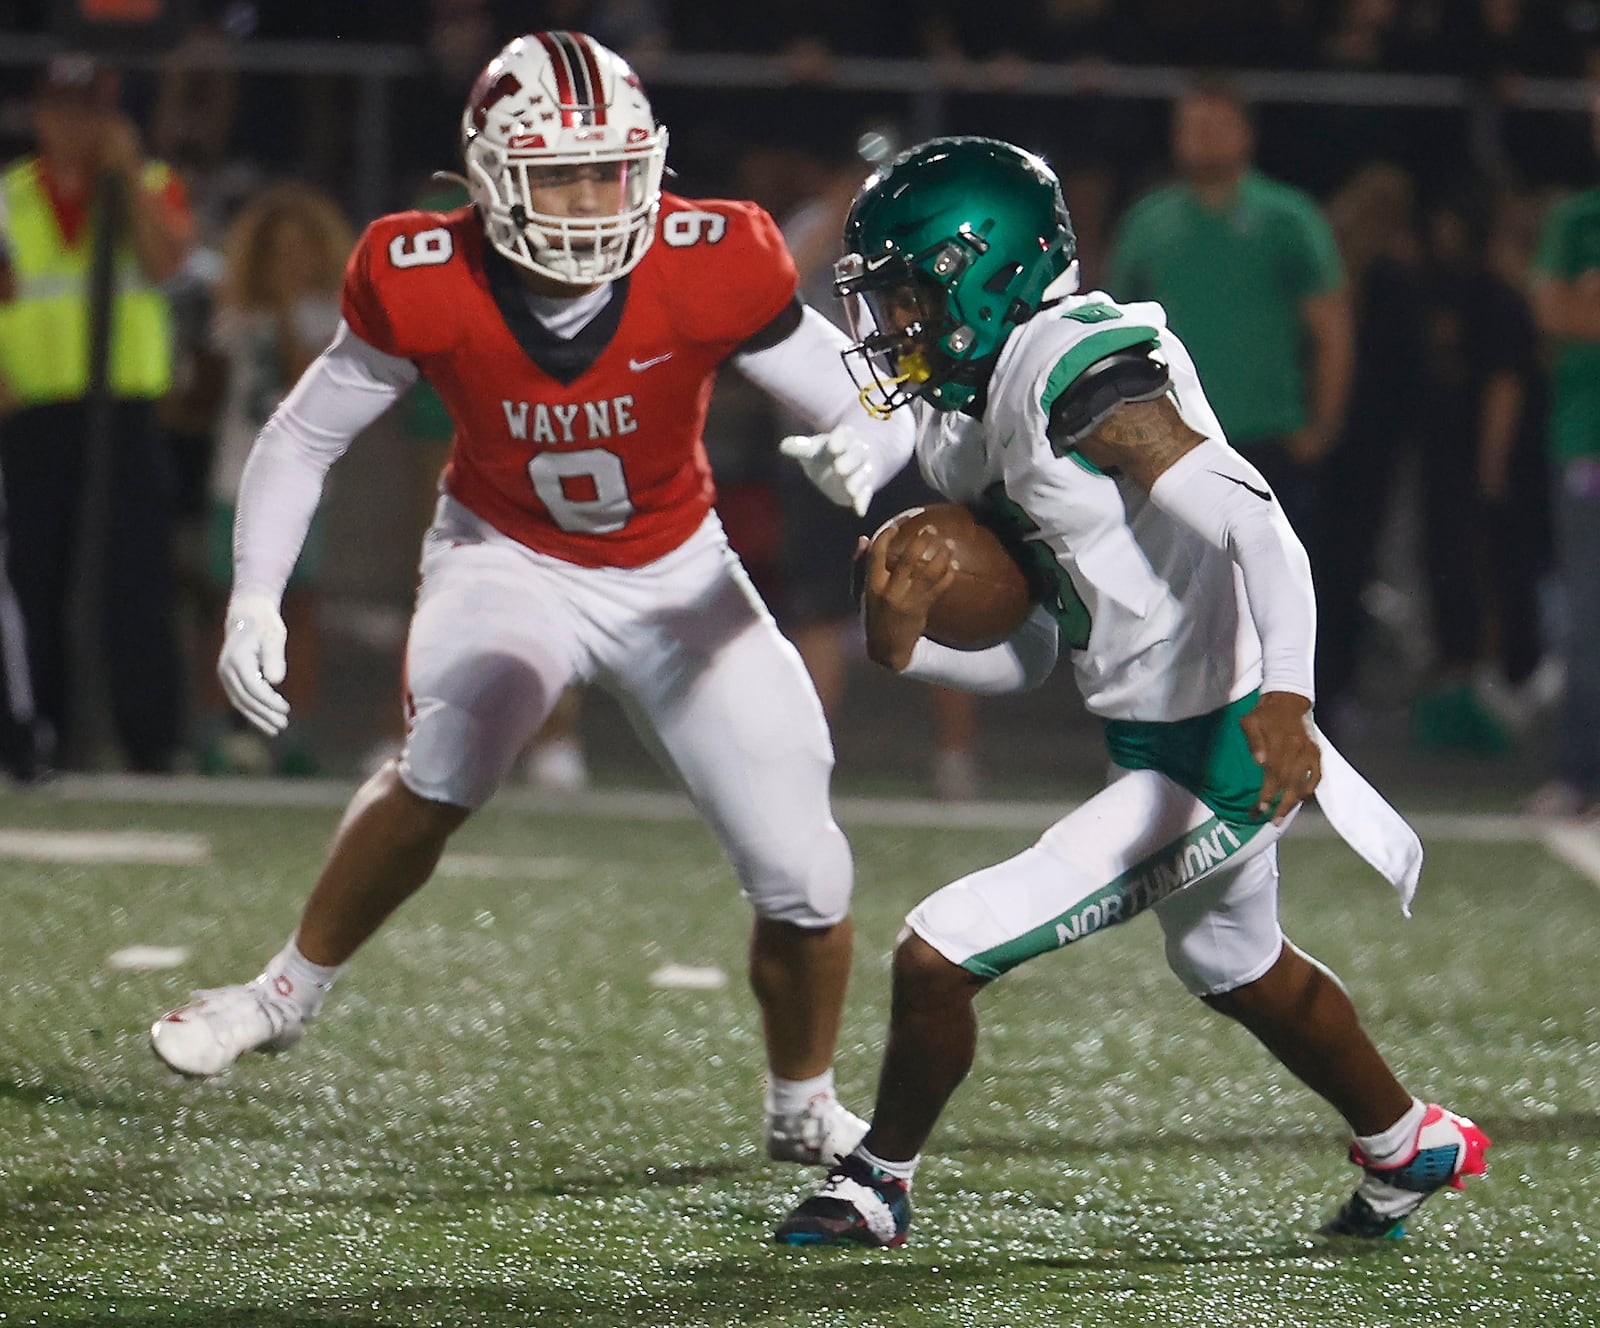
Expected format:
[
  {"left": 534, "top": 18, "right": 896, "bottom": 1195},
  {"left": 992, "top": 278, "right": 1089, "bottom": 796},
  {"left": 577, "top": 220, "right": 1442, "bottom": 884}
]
[
  {"left": 217, "top": 593, "right": 290, "bottom": 736},
  {"left": 780, "top": 426, "right": 879, "bottom": 517}
]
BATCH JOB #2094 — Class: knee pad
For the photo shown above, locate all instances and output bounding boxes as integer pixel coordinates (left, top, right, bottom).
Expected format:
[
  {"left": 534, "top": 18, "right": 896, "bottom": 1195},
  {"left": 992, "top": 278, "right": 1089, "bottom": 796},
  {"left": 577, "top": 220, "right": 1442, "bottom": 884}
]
[
  {"left": 743, "top": 818, "right": 853, "bottom": 928},
  {"left": 398, "top": 654, "right": 554, "bottom": 810},
  {"left": 1158, "top": 847, "right": 1284, "bottom": 997},
  {"left": 398, "top": 701, "right": 523, "bottom": 810}
]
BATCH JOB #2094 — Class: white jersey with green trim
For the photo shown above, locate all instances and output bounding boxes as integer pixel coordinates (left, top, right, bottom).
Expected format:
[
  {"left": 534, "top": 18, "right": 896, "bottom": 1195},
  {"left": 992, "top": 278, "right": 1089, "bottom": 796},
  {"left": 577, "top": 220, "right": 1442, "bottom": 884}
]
[{"left": 914, "top": 290, "right": 1263, "bottom": 722}]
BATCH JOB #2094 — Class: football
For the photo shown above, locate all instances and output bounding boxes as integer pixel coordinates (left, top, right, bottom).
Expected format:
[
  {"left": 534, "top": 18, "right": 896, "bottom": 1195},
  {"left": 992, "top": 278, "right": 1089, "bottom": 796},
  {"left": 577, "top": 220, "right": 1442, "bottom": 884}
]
[{"left": 873, "top": 503, "right": 1034, "bottom": 650}]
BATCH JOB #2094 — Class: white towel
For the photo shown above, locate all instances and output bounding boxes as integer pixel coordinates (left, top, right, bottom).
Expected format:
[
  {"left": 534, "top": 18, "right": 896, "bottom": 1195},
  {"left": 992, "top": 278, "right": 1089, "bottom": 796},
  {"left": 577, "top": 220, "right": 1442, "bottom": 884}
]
[{"left": 1311, "top": 726, "right": 1424, "bottom": 916}]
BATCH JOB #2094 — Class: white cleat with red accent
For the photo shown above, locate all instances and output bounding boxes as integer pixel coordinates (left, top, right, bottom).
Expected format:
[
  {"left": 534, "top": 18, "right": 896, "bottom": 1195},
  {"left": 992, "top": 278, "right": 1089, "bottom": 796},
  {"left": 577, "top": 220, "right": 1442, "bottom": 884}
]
[{"left": 150, "top": 979, "right": 307, "bottom": 1077}]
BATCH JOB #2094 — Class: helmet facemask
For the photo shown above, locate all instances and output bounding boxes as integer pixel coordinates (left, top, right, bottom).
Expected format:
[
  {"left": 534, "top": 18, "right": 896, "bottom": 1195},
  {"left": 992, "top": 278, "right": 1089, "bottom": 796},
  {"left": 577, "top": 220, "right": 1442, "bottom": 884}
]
[
  {"left": 466, "top": 144, "right": 666, "bottom": 285},
  {"left": 835, "top": 232, "right": 994, "bottom": 417},
  {"left": 461, "top": 32, "right": 668, "bottom": 286}
]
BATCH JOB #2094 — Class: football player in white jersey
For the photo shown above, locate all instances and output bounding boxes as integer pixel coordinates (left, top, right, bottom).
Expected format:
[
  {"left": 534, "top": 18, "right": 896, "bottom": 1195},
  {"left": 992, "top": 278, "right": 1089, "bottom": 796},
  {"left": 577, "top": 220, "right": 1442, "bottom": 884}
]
[{"left": 775, "top": 138, "right": 1489, "bottom": 1249}]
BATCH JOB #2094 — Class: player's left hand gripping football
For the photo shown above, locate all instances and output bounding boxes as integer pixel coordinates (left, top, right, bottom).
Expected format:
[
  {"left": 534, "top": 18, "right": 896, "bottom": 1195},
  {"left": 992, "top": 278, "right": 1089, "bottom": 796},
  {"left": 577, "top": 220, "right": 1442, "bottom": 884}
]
[
  {"left": 1240, "top": 691, "right": 1320, "bottom": 825},
  {"left": 860, "top": 525, "right": 958, "bottom": 673},
  {"left": 217, "top": 593, "right": 290, "bottom": 736},
  {"left": 779, "top": 425, "right": 877, "bottom": 517}
]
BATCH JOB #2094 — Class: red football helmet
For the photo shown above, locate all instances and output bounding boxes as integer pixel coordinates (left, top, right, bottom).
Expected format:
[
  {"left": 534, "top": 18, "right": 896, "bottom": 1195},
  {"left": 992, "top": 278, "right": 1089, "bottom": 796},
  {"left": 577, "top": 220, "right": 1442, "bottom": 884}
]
[{"left": 461, "top": 31, "right": 668, "bottom": 284}]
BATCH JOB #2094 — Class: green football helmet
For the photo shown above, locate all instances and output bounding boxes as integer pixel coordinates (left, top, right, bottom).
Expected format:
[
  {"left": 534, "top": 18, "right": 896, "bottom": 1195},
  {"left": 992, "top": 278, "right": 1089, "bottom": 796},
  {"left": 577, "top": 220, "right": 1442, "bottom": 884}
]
[{"left": 836, "top": 136, "right": 1076, "bottom": 415}]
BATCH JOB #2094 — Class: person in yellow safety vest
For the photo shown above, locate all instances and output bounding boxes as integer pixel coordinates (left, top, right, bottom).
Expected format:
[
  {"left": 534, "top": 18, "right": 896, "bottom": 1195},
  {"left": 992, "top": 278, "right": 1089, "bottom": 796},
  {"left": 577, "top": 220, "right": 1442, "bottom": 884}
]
[{"left": 0, "top": 54, "right": 193, "bottom": 774}]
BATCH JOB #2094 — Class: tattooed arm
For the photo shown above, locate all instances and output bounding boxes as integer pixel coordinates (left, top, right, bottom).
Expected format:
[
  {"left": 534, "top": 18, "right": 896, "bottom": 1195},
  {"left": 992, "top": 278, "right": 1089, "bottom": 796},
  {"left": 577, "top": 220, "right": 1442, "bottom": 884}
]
[
  {"left": 1068, "top": 395, "right": 1321, "bottom": 824},
  {"left": 1072, "top": 395, "right": 1203, "bottom": 488}
]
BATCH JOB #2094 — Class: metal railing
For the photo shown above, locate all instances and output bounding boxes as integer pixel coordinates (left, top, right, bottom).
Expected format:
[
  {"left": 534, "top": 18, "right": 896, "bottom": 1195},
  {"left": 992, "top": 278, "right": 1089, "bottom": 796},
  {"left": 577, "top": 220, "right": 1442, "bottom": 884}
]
[{"left": 1, "top": 38, "right": 1596, "bottom": 218}]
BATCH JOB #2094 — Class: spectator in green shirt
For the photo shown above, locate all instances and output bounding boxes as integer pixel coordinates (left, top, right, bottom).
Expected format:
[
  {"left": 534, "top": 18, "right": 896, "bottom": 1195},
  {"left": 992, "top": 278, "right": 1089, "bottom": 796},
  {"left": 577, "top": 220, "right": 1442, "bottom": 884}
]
[
  {"left": 1528, "top": 98, "right": 1600, "bottom": 818},
  {"left": 1107, "top": 82, "right": 1352, "bottom": 577}
]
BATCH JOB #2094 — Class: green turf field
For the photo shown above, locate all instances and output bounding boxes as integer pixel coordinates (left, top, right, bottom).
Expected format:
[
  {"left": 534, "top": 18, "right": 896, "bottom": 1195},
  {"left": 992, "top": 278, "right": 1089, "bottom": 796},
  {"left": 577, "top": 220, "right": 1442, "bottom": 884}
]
[{"left": 1, "top": 785, "right": 1596, "bottom": 1326}]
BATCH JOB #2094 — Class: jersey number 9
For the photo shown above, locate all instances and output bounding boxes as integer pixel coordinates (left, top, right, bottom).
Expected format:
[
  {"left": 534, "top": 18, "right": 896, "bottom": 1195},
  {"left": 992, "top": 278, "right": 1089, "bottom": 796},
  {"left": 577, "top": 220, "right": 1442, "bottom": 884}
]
[{"left": 389, "top": 228, "right": 456, "bottom": 269}]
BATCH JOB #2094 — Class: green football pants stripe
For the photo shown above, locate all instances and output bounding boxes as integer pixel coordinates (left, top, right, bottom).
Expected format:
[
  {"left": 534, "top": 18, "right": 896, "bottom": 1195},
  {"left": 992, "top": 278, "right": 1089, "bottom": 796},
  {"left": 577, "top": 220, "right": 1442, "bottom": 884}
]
[{"left": 962, "top": 813, "right": 1265, "bottom": 979}]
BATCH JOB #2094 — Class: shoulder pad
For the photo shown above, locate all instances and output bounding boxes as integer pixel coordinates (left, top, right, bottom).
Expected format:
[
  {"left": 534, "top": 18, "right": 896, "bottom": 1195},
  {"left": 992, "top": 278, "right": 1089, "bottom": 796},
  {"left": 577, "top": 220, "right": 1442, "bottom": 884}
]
[
  {"left": 1046, "top": 345, "right": 1171, "bottom": 454},
  {"left": 653, "top": 194, "right": 797, "bottom": 346},
  {"left": 342, "top": 208, "right": 478, "bottom": 357}
]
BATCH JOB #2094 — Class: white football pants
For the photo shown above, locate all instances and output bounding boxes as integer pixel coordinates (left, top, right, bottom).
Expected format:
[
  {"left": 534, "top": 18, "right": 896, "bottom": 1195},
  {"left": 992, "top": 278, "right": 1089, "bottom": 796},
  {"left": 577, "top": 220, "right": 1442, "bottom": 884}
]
[
  {"left": 909, "top": 765, "right": 1297, "bottom": 996},
  {"left": 400, "top": 496, "right": 852, "bottom": 927}
]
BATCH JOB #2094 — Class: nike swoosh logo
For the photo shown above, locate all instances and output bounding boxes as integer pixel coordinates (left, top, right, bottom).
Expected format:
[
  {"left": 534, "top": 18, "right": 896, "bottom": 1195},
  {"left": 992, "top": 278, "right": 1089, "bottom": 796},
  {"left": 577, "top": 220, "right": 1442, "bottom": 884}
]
[
  {"left": 629, "top": 353, "right": 673, "bottom": 372},
  {"left": 1209, "top": 470, "right": 1272, "bottom": 502}
]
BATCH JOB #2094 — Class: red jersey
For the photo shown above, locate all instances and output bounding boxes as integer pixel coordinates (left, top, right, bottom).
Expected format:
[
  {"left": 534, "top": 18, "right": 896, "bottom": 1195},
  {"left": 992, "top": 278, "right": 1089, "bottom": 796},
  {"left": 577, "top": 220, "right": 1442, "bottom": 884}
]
[{"left": 341, "top": 194, "right": 797, "bottom": 568}]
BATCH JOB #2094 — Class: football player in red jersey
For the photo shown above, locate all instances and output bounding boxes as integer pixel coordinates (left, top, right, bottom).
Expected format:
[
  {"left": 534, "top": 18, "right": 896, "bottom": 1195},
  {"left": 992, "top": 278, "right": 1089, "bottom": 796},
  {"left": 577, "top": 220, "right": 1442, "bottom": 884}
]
[{"left": 149, "top": 31, "right": 915, "bottom": 1166}]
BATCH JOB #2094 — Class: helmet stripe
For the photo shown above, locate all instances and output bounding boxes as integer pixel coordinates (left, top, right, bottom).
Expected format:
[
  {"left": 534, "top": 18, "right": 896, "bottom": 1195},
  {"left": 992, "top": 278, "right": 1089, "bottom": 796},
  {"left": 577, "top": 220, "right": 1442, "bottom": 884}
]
[
  {"left": 537, "top": 30, "right": 608, "bottom": 129},
  {"left": 535, "top": 31, "right": 581, "bottom": 126},
  {"left": 551, "top": 31, "right": 590, "bottom": 115},
  {"left": 568, "top": 32, "right": 609, "bottom": 126}
]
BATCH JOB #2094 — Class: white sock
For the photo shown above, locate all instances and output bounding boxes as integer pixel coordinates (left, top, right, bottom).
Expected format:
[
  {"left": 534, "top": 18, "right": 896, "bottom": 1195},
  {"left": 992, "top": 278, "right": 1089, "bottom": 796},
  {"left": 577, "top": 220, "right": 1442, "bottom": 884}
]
[
  {"left": 765, "top": 1070, "right": 835, "bottom": 1116},
  {"left": 1356, "top": 1097, "right": 1426, "bottom": 1167},
  {"left": 855, "top": 1143, "right": 918, "bottom": 1183},
  {"left": 256, "top": 937, "right": 341, "bottom": 1020}
]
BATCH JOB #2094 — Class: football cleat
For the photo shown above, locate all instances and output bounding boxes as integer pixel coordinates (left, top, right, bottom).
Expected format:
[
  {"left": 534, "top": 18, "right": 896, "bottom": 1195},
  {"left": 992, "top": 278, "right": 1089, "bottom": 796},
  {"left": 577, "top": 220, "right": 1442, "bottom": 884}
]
[
  {"left": 774, "top": 1153, "right": 912, "bottom": 1247},
  {"left": 1320, "top": 1103, "right": 1491, "bottom": 1238},
  {"left": 149, "top": 979, "right": 307, "bottom": 1077},
  {"left": 765, "top": 1092, "right": 868, "bottom": 1166}
]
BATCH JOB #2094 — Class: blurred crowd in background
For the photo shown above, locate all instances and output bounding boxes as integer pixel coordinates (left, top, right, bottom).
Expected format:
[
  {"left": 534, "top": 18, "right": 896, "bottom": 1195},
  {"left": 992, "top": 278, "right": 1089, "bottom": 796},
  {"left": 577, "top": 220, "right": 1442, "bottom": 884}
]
[{"left": 2, "top": 0, "right": 1600, "bottom": 810}]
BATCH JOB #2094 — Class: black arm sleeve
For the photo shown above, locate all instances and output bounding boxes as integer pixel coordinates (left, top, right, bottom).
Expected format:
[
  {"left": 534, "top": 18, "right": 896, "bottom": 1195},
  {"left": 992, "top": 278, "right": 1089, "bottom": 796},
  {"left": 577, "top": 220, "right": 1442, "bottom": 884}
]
[{"left": 735, "top": 296, "right": 805, "bottom": 355}]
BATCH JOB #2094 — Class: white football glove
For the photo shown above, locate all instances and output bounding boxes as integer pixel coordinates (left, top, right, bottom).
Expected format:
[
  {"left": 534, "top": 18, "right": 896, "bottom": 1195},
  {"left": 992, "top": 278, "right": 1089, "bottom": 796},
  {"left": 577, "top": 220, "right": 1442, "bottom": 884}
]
[
  {"left": 779, "top": 424, "right": 879, "bottom": 517},
  {"left": 217, "top": 592, "right": 290, "bottom": 736}
]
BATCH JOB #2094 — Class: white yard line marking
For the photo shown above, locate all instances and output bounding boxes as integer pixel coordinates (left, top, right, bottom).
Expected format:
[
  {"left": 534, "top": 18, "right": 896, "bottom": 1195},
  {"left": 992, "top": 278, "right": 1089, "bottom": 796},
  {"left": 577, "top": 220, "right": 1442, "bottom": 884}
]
[
  {"left": 106, "top": 944, "right": 191, "bottom": 971},
  {"left": 1540, "top": 824, "right": 1600, "bottom": 887},
  {"left": 648, "top": 963, "right": 728, "bottom": 990},
  {"left": 0, "top": 828, "right": 210, "bottom": 865}
]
